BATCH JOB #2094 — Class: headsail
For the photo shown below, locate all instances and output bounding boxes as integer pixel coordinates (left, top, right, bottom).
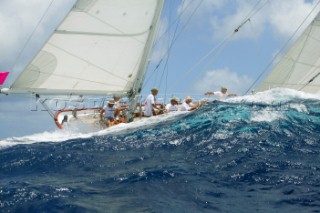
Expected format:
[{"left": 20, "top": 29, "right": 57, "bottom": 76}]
[
  {"left": 9, "top": 0, "right": 164, "bottom": 96},
  {"left": 255, "top": 12, "right": 320, "bottom": 94}
]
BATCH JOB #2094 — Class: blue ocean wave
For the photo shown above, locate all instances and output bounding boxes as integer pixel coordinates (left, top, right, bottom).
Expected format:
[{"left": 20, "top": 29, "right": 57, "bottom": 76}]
[{"left": 1, "top": 89, "right": 320, "bottom": 212}]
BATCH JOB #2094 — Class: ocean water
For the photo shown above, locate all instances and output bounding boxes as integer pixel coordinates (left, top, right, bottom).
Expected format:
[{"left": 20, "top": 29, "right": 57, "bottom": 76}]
[{"left": 1, "top": 89, "right": 320, "bottom": 213}]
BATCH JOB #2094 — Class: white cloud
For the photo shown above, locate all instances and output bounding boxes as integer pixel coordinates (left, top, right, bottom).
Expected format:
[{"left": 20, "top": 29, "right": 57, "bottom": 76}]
[
  {"left": 177, "top": 0, "right": 226, "bottom": 17},
  {"left": 193, "top": 68, "right": 253, "bottom": 95},
  {"left": 267, "top": 0, "right": 318, "bottom": 37},
  {"left": 176, "top": 0, "right": 320, "bottom": 40},
  {"left": 0, "top": 0, "right": 74, "bottom": 85},
  {"left": 215, "top": 0, "right": 319, "bottom": 38},
  {"left": 0, "top": 1, "right": 50, "bottom": 60}
]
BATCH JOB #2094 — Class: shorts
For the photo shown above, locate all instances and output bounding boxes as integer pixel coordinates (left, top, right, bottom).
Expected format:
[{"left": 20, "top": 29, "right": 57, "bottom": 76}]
[{"left": 105, "top": 116, "right": 114, "bottom": 122}]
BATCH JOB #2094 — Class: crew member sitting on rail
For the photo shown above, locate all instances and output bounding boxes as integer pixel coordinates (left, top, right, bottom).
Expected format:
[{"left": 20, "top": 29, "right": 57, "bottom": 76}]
[
  {"left": 180, "top": 96, "right": 199, "bottom": 111},
  {"left": 204, "top": 87, "right": 237, "bottom": 101},
  {"left": 100, "top": 100, "right": 116, "bottom": 127},
  {"left": 165, "top": 97, "right": 179, "bottom": 112},
  {"left": 113, "top": 95, "right": 127, "bottom": 122},
  {"left": 144, "top": 88, "right": 163, "bottom": 116}
]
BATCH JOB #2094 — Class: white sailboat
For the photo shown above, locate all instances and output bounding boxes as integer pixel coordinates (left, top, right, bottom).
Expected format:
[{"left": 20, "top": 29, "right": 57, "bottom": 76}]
[
  {"left": 1, "top": 1, "right": 319, "bottom": 131},
  {"left": 254, "top": 11, "right": 320, "bottom": 94},
  {"left": 1, "top": 0, "right": 164, "bottom": 129}
]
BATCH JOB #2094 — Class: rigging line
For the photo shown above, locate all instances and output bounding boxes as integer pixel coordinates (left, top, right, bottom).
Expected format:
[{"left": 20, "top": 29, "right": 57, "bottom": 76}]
[
  {"left": 168, "top": 32, "right": 235, "bottom": 92},
  {"left": 298, "top": 66, "right": 320, "bottom": 91},
  {"left": 151, "top": 0, "right": 176, "bottom": 91},
  {"left": 244, "top": 0, "right": 320, "bottom": 95},
  {"left": 233, "top": 0, "right": 267, "bottom": 33},
  {"left": 182, "top": 33, "right": 238, "bottom": 93},
  {"left": 250, "top": 0, "right": 269, "bottom": 18},
  {"left": 237, "top": 0, "right": 264, "bottom": 29},
  {"left": 164, "top": 4, "right": 184, "bottom": 103},
  {"left": 159, "top": 1, "right": 204, "bottom": 63},
  {"left": 167, "top": 0, "right": 205, "bottom": 51},
  {"left": 156, "top": 1, "right": 173, "bottom": 89},
  {"left": 11, "top": 0, "right": 55, "bottom": 71},
  {"left": 143, "top": 0, "right": 199, "bottom": 89},
  {"left": 299, "top": 72, "right": 320, "bottom": 90},
  {"left": 158, "top": 24, "right": 177, "bottom": 103},
  {"left": 158, "top": 1, "right": 183, "bottom": 93},
  {"left": 146, "top": 0, "right": 205, "bottom": 87},
  {"left": 158, "top": 1, "right": 178, "bottom": 104},
  {"left": 39, "top": 98, "right": 55, "bottom": 119},
  {"left": 148, "top": 1, "right": 187, "bottom": 86},
  {"left": 170, "top": 0, "right": 267, "bottom": 92},
  {"left": 153, "top": 0, "right": 194, "bottom": 47},
  {"left": 150, "top": 0, "right": 178, "bottom": 89}
]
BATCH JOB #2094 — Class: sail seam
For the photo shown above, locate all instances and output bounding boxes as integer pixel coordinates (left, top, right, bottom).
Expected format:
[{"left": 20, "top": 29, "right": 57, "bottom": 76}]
[
  {"left": 47, "top": 42, "right": 131, "bottom": 82},
  {"left": 22, "top": 68, "right": 125, "bottom": 88},
  {"left": 55, "top": 29, "right": 150, "bottom": 40},
  {"left": 83, "top": 10, "right": 149, "bottom": 43}
]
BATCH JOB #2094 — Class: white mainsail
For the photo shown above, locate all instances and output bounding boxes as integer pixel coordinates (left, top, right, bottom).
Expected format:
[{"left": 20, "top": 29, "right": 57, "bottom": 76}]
[
  {"left": 255, "top": 12, "right": 320, "bottom": 94},
  {"left": 9, "top": 0, "right": 164, "bottom": 96}
]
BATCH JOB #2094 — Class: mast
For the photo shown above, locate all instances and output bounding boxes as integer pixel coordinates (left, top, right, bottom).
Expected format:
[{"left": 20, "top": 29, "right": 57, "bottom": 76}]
[{"left": 126, "top": 1, "right": 164, "bottom": 122}]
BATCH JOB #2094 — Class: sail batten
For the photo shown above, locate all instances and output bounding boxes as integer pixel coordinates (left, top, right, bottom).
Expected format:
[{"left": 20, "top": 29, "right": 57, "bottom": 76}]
[
  {"left": 10, "top": 0, "right": 164, "bottom": 96},
  {"left": 256, "top": 12, "right": 320, "bottom": 94},
  {"left": 55, "top": 30, "right": 150, "bottom": 39}
]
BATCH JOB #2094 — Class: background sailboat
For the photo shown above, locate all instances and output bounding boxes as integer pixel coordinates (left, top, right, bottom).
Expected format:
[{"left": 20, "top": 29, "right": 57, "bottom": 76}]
[{"left": 254, "top": 11, "right": 320, "bottom": 94}]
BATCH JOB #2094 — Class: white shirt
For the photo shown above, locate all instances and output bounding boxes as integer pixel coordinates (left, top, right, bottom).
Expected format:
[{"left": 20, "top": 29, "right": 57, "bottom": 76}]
[
  {"left": 214, "top": 91, "right": 228, "bottom": 100},
  {"left": 114, "top": 101, "right": 121, "bottom": 108},
  {"left": 165, "top": 103, "right": 178, "bottom": 112},
  {"left": 103, "top": 105, "right": 115, "bottom": 119},
  {"left": 144, "top": 94, "right": 155, "bottom": 117},
  {"left": 180, "top": 101, "right": 192, "bottom": 111}
]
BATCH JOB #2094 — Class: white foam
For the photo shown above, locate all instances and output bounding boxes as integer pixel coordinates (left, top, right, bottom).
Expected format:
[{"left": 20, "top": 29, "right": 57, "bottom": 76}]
[
  {"left": 228, "top": 88, "right": 317, "bottom": 122},
  {"left": 227, "top": 88, "right": 320, "bottom": 104},
  {"left": 289, "top": 103, "right": 308, "bottom": 113},
  {"left": 250, "top": 110, "right": 283, "bottom": 122},
  {"left": 0, "top": 111, "right": 189, "bottom": 149}
]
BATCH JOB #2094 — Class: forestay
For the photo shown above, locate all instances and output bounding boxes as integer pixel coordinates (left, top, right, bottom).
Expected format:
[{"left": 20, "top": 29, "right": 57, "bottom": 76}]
[
  {"left": 10, "top": 0, "right": 164, "bottom": 96},
  {"left": 256, "top": 12, "right": 320, "bottom": 94}
]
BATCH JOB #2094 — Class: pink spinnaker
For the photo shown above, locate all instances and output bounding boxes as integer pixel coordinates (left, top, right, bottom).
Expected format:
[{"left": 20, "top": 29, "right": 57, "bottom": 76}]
[{"left": 0, "top": 72, "right": 9, "bottom": 85}]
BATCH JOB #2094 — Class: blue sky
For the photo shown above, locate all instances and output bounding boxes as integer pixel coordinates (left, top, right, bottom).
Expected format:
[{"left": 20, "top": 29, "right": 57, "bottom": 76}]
[{"left": 0, "top": 0, "right": 319, "bottom": 139}]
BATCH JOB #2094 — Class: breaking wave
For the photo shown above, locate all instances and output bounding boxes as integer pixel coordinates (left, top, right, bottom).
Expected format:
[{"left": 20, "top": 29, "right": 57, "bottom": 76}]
[{"left": 1, "top": 88, "right": 320, "bottom": 212}]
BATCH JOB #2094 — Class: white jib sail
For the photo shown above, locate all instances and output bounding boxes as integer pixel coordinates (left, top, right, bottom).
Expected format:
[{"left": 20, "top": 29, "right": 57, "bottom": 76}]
[
  {"left": 10, "top": 0, "right": 164, "bottom": 96},
  {"left": 256, "top": 12, "right": 320, "bottom": 94}
]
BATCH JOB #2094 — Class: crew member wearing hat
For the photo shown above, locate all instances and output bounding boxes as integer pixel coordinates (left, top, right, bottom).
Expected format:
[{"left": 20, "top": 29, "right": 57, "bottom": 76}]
[
  {"left": 144, "top": 88, "right": 161, "bottom": 117},
  {"left": 100, "top": 100, "right": 116, "bottom": 127},
  {"left": 180, "top": 96, "right": 199, "bottom": 111},
  {"left": 113, "top": 95, "right": 127, "bottom": 120},
  {"left": 165, "top": 97, "right": 179, "bottom": 112},
  {"left": 204, "top": 87, "right": 237, "bottom": 101}
]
